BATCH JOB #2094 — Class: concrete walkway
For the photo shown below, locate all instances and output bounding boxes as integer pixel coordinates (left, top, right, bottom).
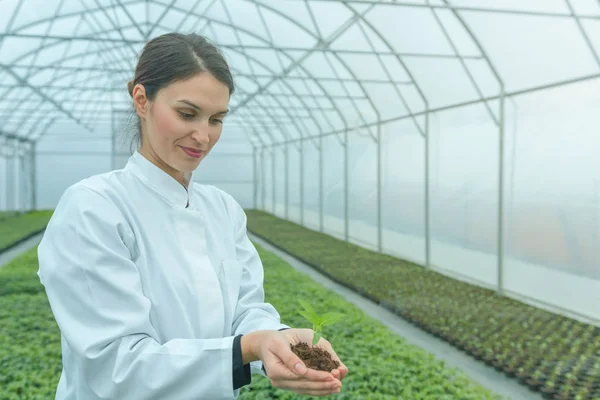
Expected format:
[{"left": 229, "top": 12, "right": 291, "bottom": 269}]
[
  {"left": 0, "top": 232, "right": 44, "bottom": 268},
  {"left": 249, "top": 233, "right": 543, "bottom": 400}
]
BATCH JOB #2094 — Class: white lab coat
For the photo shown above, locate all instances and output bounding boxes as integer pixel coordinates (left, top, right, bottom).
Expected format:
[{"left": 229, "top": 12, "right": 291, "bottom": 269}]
[{"left": 37, "top": 150, "right": 289, "bottom": 400}]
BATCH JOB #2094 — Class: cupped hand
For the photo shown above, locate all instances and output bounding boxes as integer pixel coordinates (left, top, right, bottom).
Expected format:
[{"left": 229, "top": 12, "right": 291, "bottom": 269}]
[
  {"left": 280, "top": 328, "right": 348, "bottom": 382},
  {"left": 243, "top": 328, "right": 348, "bottom": 396}
]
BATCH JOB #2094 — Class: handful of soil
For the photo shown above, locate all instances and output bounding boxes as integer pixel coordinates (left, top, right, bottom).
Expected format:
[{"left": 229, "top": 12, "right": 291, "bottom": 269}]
[{"left": 291, "top": 342, "right": 340, "bottom": 372}]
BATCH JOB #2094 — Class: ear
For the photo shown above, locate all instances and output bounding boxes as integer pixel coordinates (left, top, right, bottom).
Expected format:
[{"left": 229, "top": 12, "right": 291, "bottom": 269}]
[{"left": 132, "top": 84, "right": 150, "bottom": 119}]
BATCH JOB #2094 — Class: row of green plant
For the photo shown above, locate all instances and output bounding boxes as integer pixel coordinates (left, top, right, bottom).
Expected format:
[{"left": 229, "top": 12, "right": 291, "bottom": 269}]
[
  {"left": 0, "top": 210, "right": 53, "bottom": 253},
  {"left": 0, "top": 245, "right": 501, "bottom": 399},
  {"left": 245, "top": 210, "right": 600, "bottom": 400},
  {"left": 0, "top": 211, "right": 19, "bottom": 221}
]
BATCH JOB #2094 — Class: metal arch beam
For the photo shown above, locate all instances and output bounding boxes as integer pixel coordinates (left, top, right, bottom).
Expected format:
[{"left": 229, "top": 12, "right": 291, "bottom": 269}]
[
  {"left": 204, "top": 29, "right": 313, "bottom": 152},
  {"left": 146, "top": 0, "right": 183, "bottom": 40},
  {"left": 251, "top": 0, "right": 354, "bottom": 144},
  {"left": 4, "top": 6, "right": 348, "bottom": 147},
  {"left": 565, "top": 0, "right": 600, "bottom": 70},
  {"left": 208, "top": 8, "right": 289, "bottom": 149},
  {"left": 26, "top": 116, "right": 58, "bottom": 143},
  {"left": 79, "top": 2, "right": 137, "bottom": 75},
  {"left": 228, "top": 3, "right": 374, "bottom": 113},
  {"left": 442, "top": 1, "right": 504, "bottom": 90},
  {"left": 0, "top": 47, "right": 332, "bottom": 128},
  {"left": 1, "top": 0, "right": 372, "bottom": 146},
  {"left": 252, "top": 1, "right": 332, "bottom": 150},
  {"left": 4, "top": 11, "right": 95, "bottom": 139},
  {"left": 341, "top": 4, "right": 429, "bottom": 137},
  {"left": 75, "top": 4, "right": 139, "bottom": 130},
  {"left": 302, "top": 2, "right": 349, "bottom": 142},
  {"left": 0, "top": 33, "right": 486, "bottom": 60},
  {"left": 1, "top": 10, "right": 119, "bottom": 140},
  {"left": 99, "top": 0, "right": 146, "bottom": 45},
  {"left": 88, "top": 0, "right": 139, "bottom": 68},
  {"left": 151, "top": 0, "right": 350, "bottom": 149},
  {"left": 202, "top": 14, "right": 323, "bottom": 150},
  {"left": 287, "top": 0, "right": 600, "bottom": 20},
  {"left": 0, "top": 65, "right": 92, "bottom": 133},
  {"left": 426, "top": 0, "right": 498, "bottom": 126}
]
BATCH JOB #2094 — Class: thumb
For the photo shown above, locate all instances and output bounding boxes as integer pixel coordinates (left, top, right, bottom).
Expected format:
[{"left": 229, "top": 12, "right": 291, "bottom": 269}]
[{"left": 273, "top": 340, "right": 307, "bottom": 375}]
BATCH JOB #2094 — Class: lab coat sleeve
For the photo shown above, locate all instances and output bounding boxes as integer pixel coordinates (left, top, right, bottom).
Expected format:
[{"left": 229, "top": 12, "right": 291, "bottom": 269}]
[
  {"left": 220, "top": 190, "right": 291, "bottom": 376},
  {"left": 37, "top": 184, "right": 238, "bottom": 400}
]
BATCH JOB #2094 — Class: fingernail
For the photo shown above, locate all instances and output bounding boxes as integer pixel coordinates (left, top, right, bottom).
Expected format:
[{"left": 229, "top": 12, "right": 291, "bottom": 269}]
[{"left": 295, "top": 363, "right": 306, "bottom": 374}]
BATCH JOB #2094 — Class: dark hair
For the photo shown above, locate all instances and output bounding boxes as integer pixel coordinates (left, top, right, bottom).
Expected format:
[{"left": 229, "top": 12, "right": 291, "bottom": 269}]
[{"left": 126, "top": 32, "right": 235, "bottom": 148}]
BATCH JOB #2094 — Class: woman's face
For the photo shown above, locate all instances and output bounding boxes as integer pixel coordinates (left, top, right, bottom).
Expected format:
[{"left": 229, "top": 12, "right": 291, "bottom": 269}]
[{"left": 132, "top": 72, "right": 230, "bottom": 186}]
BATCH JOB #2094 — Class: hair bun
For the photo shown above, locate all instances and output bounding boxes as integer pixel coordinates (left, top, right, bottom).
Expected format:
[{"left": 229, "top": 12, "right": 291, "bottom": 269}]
[{"left": 127, "top": 80, "right": 134, "bottom": 97}]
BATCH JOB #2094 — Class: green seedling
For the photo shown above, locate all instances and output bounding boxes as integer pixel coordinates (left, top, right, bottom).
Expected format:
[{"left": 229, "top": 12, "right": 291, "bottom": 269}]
[{"left": 297, "top": 300, "right": 346, "bottom": 346}]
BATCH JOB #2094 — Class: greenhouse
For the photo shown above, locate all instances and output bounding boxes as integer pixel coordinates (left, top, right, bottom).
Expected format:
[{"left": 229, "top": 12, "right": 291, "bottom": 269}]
[{"left": 1, "top": 0, "right": 599, "bottom": 399}]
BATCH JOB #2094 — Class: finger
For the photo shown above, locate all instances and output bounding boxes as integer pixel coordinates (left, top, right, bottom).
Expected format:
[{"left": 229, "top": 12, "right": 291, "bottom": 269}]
[
  {"left": 267, "top": 341, "right": 334, "bottom": 382},
  {"left": 270, "top": 339, "right": 308, "bottom": 377},
  {"left": 317, "top": 339, "right": 348, "bottom": 379},
  {"left": 337, "top": 364, "right": 349, "bottom": 380},
  {"left": 298, "top": 388, "right": 342, "bottom": 397},
  {"left": 271, "top": 377, "right": 341, "bottom": 392}
]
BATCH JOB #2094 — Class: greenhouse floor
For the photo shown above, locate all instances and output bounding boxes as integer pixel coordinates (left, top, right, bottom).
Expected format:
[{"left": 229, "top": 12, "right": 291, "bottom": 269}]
[
  {"left": 249, "top": 232, "right": 544, "bottom": 400},
  {"left": 0, "top": 231, "right": 43, "bottom": 270}
]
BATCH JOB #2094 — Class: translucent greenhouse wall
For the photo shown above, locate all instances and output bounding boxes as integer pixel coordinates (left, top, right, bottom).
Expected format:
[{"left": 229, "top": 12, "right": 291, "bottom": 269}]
[
  {"left": 0, "top": 140, "right": 34, "bottom": 213},
  {"left": 255, "top": 78, "right": 600, "bottom": 324},
  {"left": 32, "top": 119, "right": 255, "bottom": 210}
]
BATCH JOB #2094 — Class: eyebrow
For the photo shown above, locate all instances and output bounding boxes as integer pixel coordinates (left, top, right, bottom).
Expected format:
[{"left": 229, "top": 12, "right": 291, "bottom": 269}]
[{"left": 177, "top": 100, "right": 229, "bottom": 115}]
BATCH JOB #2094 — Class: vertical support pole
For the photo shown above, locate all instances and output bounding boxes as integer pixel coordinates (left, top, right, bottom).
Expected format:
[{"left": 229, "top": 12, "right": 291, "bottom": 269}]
[
  {"left": 425, "top": 109, "right": 431, "bottom": 269},
  {"left": 31, "top": 142, "right": 37, "bottom": 211},
  {"left": 7, "top": 140, "right": 14, "bottom": 213},
  {"left": 2, "top": 152, "right": 7, "bottom": 212},
  {"left": 271, "top": 147, "right": 276, "bottom": 215},
  {"left": 377, "top": 123, "right": 382, "bottom": 252},
  {"left": 285, "top": 141, "right": 289, "bottom": 219},
  {"left": 319, "top": 134, "right": 324, "bottom": 232},
  {"left": 252, "top": 146, "right": 257, "bottom": 210},
  {"left": 16, "top": 140, "right": 21, "bottom": 214},
  {"left": 111, "top": 110, "right": 116, "bottom": 170},
  {"left": 300, "top": 138, "right": 304, "bottom": 226},
  {"left": 344, "top": 129, "right": 349, "bottom": 241},
  {"left": 261, "top": 148, "right": 266, "bottom": 211},
  {"left": 19, "top": 142, "right": 24, "bottom": 214},
  {"left": 497, "top": 89, "right": 506, "bottom": 296}
]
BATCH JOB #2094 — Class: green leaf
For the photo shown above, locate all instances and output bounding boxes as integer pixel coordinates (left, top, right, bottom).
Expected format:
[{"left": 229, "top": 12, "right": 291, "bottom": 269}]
[
  {"left": 320, "top": 312, "right": 346, "bottom": 327},
  {"left": 298, "top": 300, "right": 319, "bottom": 324},
  {"left": 297, "top": 310, "right": 316, "bottom": 326}
]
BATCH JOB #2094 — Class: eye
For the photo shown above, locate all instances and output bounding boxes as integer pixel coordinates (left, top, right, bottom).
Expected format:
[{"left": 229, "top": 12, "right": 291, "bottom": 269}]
[
  {"left": 211, "top": 118, "right": 224, "bottom": 125},
  {"left": 178, "top": 110, "right": 195, "bottom": 120}
]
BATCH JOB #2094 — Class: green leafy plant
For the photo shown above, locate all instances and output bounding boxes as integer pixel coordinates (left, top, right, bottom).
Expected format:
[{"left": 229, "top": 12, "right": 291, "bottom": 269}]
[{"left": 297, "top": 299, "right": 346, "bottom": 345}]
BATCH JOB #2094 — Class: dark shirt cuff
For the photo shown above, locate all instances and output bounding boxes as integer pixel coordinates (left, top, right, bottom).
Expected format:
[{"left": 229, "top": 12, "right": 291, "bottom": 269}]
[{"left": 233, "top": 334, "right": 251, "bottom": 390}]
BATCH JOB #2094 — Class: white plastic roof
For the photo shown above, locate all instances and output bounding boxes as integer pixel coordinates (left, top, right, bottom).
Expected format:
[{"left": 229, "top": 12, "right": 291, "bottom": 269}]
[{"left": 1, "top": 0, "right": 600, "bottom": 146}]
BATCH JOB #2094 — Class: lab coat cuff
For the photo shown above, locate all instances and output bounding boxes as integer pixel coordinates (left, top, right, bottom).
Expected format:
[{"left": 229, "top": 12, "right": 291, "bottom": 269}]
[{"left": 232, "top": 334, "right": 251, "bottom": 390}]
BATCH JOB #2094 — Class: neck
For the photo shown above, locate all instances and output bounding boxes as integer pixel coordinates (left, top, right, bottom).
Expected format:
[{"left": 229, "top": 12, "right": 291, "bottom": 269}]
[{"left": 139, "top": 146, "right": 189, "bottom": 189}]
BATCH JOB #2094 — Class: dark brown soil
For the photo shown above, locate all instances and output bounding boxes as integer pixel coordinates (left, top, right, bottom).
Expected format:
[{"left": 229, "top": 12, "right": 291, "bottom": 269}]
[{"left": 291, "top": 342, "right": 340, "bottom": 372}]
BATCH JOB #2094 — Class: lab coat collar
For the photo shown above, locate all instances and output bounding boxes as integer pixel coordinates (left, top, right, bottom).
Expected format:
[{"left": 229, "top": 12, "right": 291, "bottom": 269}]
[{"left": 125, "top": 150, "right": 196, "bottom": 209}]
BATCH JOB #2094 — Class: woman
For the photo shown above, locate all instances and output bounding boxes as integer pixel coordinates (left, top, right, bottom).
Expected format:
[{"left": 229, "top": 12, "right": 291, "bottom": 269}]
[{"left": 37, "top": 32, "right": 347, "bottom": 400}]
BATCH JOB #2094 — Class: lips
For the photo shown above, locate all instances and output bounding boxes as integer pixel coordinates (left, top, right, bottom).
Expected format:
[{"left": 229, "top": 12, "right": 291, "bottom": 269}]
[{"left": 180, "top": 146, "right": 204, "bottom": 159}]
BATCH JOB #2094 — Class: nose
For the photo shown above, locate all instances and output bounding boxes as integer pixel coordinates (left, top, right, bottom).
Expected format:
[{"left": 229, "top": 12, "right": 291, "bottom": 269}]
[{"left": 190, "top": 123, "right": 210, "bottom": 145}]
